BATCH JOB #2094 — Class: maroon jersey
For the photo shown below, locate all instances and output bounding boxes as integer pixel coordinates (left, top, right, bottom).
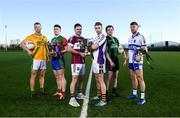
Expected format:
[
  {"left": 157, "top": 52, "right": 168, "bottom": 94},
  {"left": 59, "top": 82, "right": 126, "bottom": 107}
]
[{"left": 68, "top": 35, "right": 85, "bottom": 64}]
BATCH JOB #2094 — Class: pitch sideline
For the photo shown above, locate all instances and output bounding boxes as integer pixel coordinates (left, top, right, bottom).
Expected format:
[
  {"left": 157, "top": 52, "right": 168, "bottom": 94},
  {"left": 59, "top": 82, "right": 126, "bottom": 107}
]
[{"left": 80, "top": 66, "right": 93, "bottom": 118}]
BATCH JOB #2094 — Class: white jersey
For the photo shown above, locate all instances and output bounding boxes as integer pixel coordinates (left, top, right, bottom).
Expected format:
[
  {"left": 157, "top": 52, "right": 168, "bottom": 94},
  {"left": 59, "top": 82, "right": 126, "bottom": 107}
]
[
  {"left": 128, "top": 32, "right": 146, "bottom": 64},
  {"left": 89, "top": 33, "right": 107, "bottom": 64}
]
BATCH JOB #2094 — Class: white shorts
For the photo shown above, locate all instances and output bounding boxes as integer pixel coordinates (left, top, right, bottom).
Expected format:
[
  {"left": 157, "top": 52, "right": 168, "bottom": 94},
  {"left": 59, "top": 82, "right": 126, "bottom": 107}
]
[
  {"left": 71, "top": 64, "right": 85, "bottom": 76},
  {"left": 32, "top": 60, "right": 46, "bottom": 70},
  {"left": 92, "top": 61, "right": 106, "bottom": 74}
]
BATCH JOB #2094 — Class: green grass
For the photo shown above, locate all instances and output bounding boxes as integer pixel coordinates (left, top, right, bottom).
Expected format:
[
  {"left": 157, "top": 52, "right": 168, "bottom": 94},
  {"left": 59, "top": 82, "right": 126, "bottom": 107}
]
[{"left": 0, "top": 51, "right": 180, "bottom": 117}]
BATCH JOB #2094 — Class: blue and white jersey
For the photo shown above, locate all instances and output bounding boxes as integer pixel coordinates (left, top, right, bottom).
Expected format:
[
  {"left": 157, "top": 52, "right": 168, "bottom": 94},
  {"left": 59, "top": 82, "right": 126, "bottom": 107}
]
[
  {"left": 128, "top": 32, "right": 146, "bottom": 64},
  {"left": 89, "top": 34, "right": 107, "bottom": 64}
]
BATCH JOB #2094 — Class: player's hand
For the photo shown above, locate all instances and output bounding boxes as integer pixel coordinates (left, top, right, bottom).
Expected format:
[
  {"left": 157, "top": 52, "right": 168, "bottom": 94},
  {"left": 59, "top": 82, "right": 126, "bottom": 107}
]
[
  {"left": 123, "top": 60, "right": 127, "bottom": 67},
  {"left": 27, "top": 50, "right": 33, "bottom": 57},
  {"left": 47, "top": 59, "right": 51, "bottom": 64},
  {"left": 53, "top": 52, "right": 57, "bottom": 57},
  {"left": 110, "top": 61, "right": 115, "bottom": 67},
  {"left": 79, "top": 52, "right": 85, "bottom": 57}
]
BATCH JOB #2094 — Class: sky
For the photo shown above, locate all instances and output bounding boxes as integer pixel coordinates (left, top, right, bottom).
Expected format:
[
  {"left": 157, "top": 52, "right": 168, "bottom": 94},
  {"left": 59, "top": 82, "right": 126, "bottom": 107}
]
[{"left": 0, "top": 0, "right": 180, "bottom": 44}]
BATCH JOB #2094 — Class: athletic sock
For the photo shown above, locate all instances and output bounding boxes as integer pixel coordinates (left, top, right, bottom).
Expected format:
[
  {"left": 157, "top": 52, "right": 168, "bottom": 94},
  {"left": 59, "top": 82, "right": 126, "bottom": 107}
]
[
  {"left": 106, "top": 90, "right": 110, "bottom": 101},
  {"left": 31, "top": 90, "right": 35, "bottom": 96},
  {"left": 132, "top": 89, "right": 137, "bottom": 96},
  {"left": 70, "top": 93, "right": 75, "bottom": 98},
  {"left": 97, "top": 89, "right": 101, "bottom": 97},
  {"left": 61, "top": 91, "right": 65, "bottom": 97},
  {"left": 77, "top": 89, "right": 82, "bottom": 93},
  {"left": 57, "top": 89, "right": 62, "bottom": 93},
  {"left": 112, "top": 87, "right": 116, "bottom": 94},
  {"left": 141, "top": 91, "right": 145, "bottom": 99},
  {"left": 101, "top": 94, "right": 106, "bottom": 102},
  {"left": 40, "top": 88, "right": 44, "bottom": 93}
]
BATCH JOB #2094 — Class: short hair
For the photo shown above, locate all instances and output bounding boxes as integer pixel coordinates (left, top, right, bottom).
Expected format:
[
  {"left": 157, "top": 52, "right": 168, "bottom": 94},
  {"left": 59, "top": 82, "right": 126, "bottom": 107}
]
[
  {"left": 34, "top": 22, "right": 41, "bottom": 26},
  {"left": 54, "top": 24, "right": 61, "bottom": 29},
  {"left": 74, "top": 23, "right": 82, "bottom": 29},
  {"left": 94, "top": 22, "right": 102, "bottom": 27},
  {"left": 106, "top": 25, "right": 114, "bottom": 32},
  {"left": 130, "top": 22, "right": 138, "bottom": 26}
]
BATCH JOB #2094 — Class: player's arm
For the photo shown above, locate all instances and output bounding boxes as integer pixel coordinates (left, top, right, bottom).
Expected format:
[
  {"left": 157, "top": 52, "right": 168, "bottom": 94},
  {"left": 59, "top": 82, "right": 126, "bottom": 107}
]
[
  {"left": 122, "top": 49, "right": 127, "bottom": 66},
  {"left": 61, "top": 38, "right": 68, "bottom": 53},
  {"left": 140, "top": 35, "right": 148, "bottom": 55},
  {"left": 66, "top": 45, "right": 85, "bottom": 57},
  {"left": 45, "top": 41, "right": 50, "bottom": 62},
  {"left": 20, "top": 38, "right": 33, "bottom": 57},
  {"left": 105, "top": 49, "right": 115, "bottom": 67},
  {"left": 91, "top": 36, "right": 106, "bottom": 50}
]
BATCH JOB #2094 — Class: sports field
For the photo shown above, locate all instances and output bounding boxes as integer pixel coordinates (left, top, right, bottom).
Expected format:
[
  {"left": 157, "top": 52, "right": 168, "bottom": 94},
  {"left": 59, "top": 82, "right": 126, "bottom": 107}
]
[{"left": 0, "top": 51, "right": 180, "bottom": 117}]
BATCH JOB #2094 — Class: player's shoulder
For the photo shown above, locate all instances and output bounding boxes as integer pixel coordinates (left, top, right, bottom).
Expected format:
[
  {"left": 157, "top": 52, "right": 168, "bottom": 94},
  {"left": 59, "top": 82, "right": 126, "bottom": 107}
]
[
  {"left": 102, "top": 34, "right": 106, "bottom": 38},
  {"left": 24, "top": 34, "right": 35, "bottom": 41},
  {"left": 113, "top": 36, "right": 118, "bottom": 41},
  {"left": 41, "top": 34, "right": 47, "bottom": 37},
  {"left": 137, "top": 32, "right": 145, "bottom": 39},
  {"left": 27, "top": 34, "right": 35, "bottom": 38},
  {"left": 68, "top": 35, "right": 75, "bottom": 40}
]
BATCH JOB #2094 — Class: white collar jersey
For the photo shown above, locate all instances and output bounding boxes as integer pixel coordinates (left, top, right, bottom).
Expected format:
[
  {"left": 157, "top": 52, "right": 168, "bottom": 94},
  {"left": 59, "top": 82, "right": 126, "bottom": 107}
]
[{"left": 90, "top": 33, "right": 107, "bottom": 64}]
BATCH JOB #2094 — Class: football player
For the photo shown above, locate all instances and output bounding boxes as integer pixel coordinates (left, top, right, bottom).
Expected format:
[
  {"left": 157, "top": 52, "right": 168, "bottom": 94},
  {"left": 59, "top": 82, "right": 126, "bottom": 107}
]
[
  {"left": 127, "top": 22, "right": 148, "bottom": 105},
  {"left": 68, "top": 23, "right": 86, "bottom": 107},
  {"left": 50, "top": 24, "right": 67, "bottom": 100},
  {"left": 105, "top": 25, "right": 127, "bottom": 101},
  {"left": 20, "top": 22, "right": 49, "bottom": 99},
  {"left": 88, "top": 22, "right": 107, "bottom": 107}
]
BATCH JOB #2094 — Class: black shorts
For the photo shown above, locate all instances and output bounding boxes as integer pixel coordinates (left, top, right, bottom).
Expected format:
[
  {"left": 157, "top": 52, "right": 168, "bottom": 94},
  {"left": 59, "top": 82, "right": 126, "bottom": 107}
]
[{"left": 106, "top": 57, "right": 119, "bottom": 71}]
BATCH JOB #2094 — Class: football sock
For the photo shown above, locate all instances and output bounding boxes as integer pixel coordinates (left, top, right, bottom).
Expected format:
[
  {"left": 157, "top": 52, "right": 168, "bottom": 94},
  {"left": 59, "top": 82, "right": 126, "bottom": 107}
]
[
  {"left": 132, "top": 89, "right": 137, "bottom": 95},
  {"left": 31, "top": 90, "right": 35, "bottom": 96},
  {"left": 101, "top": 94, "right": 106, "bottom": 102},
  {"left": 70, "top": 93, "right": 75, "bottom": 97},
  {"left": 112, "top": 87, "right": 116, "bottom": 94},
  {"left": 141, "top": 91, "right": 145, "bottom": 99},
  {"left": 40, "top": 88, "right": 44, "bottom": 93},
  {"left": 97, "top": 89, "right": 101, "bottom": 97},
  {"left": 77, "top": 89, "right": 82, "bottom": 93},
  {"left": 57, "top": 89, "right": 62, "bottom": 93}
]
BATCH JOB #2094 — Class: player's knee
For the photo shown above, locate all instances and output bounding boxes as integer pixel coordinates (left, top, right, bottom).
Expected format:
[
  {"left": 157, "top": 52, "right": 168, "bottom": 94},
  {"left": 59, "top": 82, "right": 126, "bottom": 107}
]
[
  {"left": 31, "top": 71, "right": 37, "bottom": 78},
  {"left": 137, "top": 75, "right": 143, "bottom": 81},
  {"left": 40, "top": 73, "right": 44, "bottom": 78}
]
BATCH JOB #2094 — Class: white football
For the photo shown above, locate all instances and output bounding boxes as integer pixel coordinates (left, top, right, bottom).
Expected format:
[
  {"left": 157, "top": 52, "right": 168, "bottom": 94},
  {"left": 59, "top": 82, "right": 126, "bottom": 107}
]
[
  {"left": 135, "top": 55, "right": 143, "bottom": 62},
  {"left": 26, "top": 41, "right": 34, "bottom": 50},
  {"left": 118, "top": 45, "right": 124, "bottom": 53}
]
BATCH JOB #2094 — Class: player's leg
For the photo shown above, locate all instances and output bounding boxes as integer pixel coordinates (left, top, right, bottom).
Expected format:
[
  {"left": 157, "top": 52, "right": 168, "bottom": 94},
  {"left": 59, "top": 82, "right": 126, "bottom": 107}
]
[
  {"left": 70, "top": 76, "right": 78, "bottom": 95},
  {"left": 52, "top": 70, "right": 62, "bottom": 95},
  {"left": 59, "top": 69, "right": 66, "bottom": 96},
  {"left": 127, "top": 63, "right": 138, "bottom": 99},
  {"left": 91, "top": 62, "right": 101, "bottom": 100},
  {"left": 69, "top": 75, "right": 79, "bottom": 107},
  {"left": 55, "top": 69, "right": 66, "bottom": 100},
  {"left": 106, "top": 71, "right": 113, "bottom": 92},
  {"left": 76, "top": 75, "right": 84, "bottom": 99},
  {"left": 69, "top": 64, "right": 80, "bottom": 107},
  {"left": 111, "top": 57, "right": 120, "bottom": 97},
  {"left": 106, "top": 71, "right": 113, "bottom": 101},
  {"left": 91, "top": 73, "right": 101, "bottom": 101},
  {"left": 76, "top": 64, "right": 85, "bottom": 99},
  {"left": 112, "top": 70, "right": 119, "bottom": 97},
  {"left": 39, "top": 69, "right": 46, "bottom": 95},
  {"left": 135, "top": 69, "right": 146, "bottom": 105},
  {"left": 39, "top": 60, "right": 47, "bottom": 95},
  {"left": 30, "top": 69, "right": 38, "bottom": 98},
  {"left": 30, "top": 60, "right": 40, "bottom": 98},
  {"left": 95, "top": 73, "right": 107, "bottom": 107}
]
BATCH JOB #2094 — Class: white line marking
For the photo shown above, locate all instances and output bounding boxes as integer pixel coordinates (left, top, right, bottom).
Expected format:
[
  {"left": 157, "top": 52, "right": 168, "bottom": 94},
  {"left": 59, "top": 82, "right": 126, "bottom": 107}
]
[{"left": 80, "top": 66, "right": 93, "bottom": 118}]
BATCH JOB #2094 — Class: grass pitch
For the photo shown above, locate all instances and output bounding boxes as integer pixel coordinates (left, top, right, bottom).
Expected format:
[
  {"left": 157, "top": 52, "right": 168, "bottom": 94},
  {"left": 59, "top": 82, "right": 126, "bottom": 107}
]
[{"left": 0, "top": 51, "right": 180, "bottom": 117}]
